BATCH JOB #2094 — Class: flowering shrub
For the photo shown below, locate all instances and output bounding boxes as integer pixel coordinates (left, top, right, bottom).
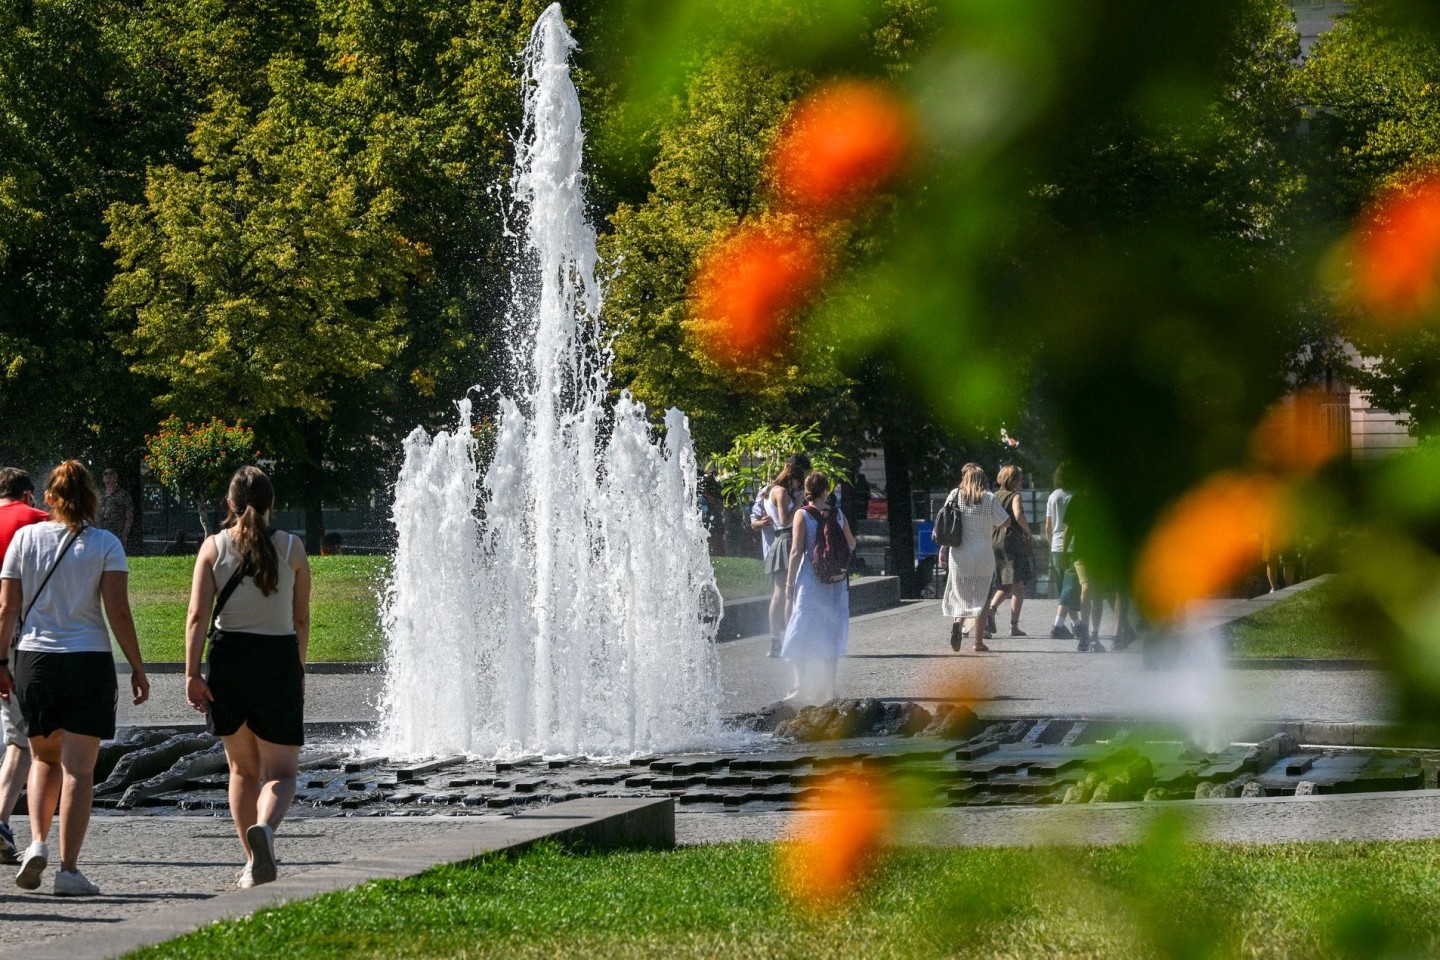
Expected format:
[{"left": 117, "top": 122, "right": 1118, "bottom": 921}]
[{"left": 145, "top": 417, "right": 259, "bottom": 533}]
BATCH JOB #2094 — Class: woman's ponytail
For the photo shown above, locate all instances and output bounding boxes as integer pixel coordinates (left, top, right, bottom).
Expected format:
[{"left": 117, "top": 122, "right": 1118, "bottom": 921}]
[{"left": 225, "top": 467, "right": 280, "bottom": 595}]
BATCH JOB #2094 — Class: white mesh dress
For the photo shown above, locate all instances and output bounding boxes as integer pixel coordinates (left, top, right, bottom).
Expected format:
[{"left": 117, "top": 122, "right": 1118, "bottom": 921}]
[{"left": 941, "top": 491, "right": 1010, "bottom": 618}]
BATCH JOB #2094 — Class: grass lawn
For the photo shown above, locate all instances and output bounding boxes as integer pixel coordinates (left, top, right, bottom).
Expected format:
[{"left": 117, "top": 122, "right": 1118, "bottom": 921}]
[
  {"left": 129, "top": 555, "right": 770, "bottom": 662},
  {"left": 127, "top": 556, "right": 387, "bottom": 663},
  {"left": 130, "top": 837, "right": 1440, "bottom": 959},
  {"left": 1226, "top": 577, "right": 1372, "bottom": 659},
  {"left": 712, "top": 555, "right": 770, "bottom": 599}
]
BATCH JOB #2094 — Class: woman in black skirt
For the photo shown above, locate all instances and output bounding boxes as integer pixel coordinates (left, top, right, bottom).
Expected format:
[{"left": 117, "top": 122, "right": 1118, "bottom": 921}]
[{"left": 184, "top": 466, "right": 310, "bottom": 889}]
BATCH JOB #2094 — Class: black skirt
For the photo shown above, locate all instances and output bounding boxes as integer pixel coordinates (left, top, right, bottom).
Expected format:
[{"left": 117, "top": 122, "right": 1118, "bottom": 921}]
[
  {"left": 206, "top": 631, "right": 305, "bottom": 746},
  {"left": 14, "top": 650, "right": 117, "bottom": 740}
]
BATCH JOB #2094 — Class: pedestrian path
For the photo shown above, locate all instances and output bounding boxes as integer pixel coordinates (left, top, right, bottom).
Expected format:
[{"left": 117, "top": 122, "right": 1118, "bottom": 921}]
[
  {"left": 125, "top": 579, "right": 1389, "bottom": 730},
  {"left": 717, "top": 591, "right": 1391, "bottom": 727},
  {"left": 678, "top": 788, "right": 1440, "bottom": 847}
]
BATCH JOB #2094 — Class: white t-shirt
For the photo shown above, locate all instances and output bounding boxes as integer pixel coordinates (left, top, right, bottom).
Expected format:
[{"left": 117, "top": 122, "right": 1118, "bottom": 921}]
[
  {"left": 1045, "top": 488, "right": 1072, "bottom": 553},
  {"left": 1, "top": 521, "right": 127, "bottom": 654}
]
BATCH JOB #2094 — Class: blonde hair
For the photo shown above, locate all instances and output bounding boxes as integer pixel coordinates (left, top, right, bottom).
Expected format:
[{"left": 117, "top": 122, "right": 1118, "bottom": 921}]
[
  {"left": 958, "top": 462, "right": 988, "bottom": 505},
  {"left": 47, "top": 460, "right": 98, "bottom": 534},
  {"left": 997, "top": 464, "right": 1022, "bottom": 492},
  {"left": 224, "top": 466, "right": 280, "bottom": 596}
]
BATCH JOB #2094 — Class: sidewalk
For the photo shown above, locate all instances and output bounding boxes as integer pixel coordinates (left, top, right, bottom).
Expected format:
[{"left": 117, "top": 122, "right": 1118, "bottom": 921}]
[{"left": 123, "top": 580, "right": 1390, "bottom": 730}]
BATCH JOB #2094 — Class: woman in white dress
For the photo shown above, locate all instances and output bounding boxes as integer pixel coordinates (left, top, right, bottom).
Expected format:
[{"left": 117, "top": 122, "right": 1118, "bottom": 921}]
[
  {"left": 938, "top": 463, "right": 1011, "bottom": 652},
  {"left": 781, "top": 471, "right": 856, "bottom": 702}
]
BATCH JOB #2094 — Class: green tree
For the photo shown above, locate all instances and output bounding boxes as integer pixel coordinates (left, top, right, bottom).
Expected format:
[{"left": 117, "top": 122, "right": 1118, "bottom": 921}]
[{"left": 1297, "top": 0, "right": 1440, "bottom": 437}]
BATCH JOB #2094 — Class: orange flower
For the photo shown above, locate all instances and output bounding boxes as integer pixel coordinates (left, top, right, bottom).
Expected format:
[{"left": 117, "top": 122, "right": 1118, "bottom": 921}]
[
  {"left": 778, "top": 772, "right": 893, "bottom": 908},
  {"left": 1248, "top": 390, "right": 1344, "bottom": 476},
  {"left": 691, "top": 220, "right": 823, "bottom": 360},
  {"left": 1134, "top": 472, "right": 1289, "bottom": 622},
  {"left": 770, "top": 80, "right": 911, "bottom": 214},
  {"left": 1355, "top": 174, "right": 1440, "bottom": 324}
]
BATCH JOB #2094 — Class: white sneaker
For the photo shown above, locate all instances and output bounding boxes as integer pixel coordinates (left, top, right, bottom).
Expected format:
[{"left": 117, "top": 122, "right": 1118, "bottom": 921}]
[
  {"left": 53, "top": 869, "right": 100, "bottom": 897},
  {"left": 246, "top": 823, "right": 277, "bottom": 885},
  {"left": 237, "top": 863, "right": 255, "bottom": 889},
  {"left": 15, "top": 841, "right": 47, "bottom": 890}
]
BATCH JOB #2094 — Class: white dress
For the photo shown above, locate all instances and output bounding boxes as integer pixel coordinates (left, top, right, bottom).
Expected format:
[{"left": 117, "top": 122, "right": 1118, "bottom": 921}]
[
  {"left": 780, "top": 507, "right": 850, "bottom": 659},
  {"left": 941, "top": 491, "right": 1010, "bottom": 618}
]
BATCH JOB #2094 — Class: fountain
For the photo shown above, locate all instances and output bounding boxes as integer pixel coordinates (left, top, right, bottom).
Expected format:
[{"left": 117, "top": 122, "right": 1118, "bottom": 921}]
[{"left": 377, "top": 3, "right": 726, "bottom": 758}]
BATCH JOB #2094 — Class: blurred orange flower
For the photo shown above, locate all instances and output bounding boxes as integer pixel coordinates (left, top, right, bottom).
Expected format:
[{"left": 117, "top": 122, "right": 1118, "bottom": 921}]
[
  {"left": 691, "top": 220, "right": 823, "bottom": 360},
  {"left": 770, "top": 80, "right": 911, "bottom": 214},
  {"left": 1248, "top": 389, "right": 1344, "bottom": 476},
  {"left": 1134, "top": 472, "right": 1289, "bottom": 622},
  {"left": 1355, "top": 175, "right": 1440, "bottom": 324},
  {"left": 779, "top": 772, "right": 893, "bottom": 908}
]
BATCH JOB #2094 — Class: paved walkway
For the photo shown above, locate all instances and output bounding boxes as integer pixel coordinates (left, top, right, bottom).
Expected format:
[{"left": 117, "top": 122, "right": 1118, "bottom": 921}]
[
  {"left": 125, "top": 581, "right": 1389, "bottom": 731},
  {"left": 0, "top": 816, "right": 484, "bottom": 958},
  {"left": 677, "top": 789, "right": 1440, "bottom": 847}
]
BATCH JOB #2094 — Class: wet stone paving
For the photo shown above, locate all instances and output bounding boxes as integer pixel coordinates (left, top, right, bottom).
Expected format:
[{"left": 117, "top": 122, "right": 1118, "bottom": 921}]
[{"left": 74, "top": 701, "right": 1431, "bottom": 819}]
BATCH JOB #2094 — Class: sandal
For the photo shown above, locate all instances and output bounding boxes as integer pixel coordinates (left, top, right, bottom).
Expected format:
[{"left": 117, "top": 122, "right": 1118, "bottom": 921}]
[{"left": 972, "top": 641, "right": 992, "bottom": 653}]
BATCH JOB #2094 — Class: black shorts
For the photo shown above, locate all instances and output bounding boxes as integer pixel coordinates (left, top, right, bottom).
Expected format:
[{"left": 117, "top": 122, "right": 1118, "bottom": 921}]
[
  {"left": 14, "top": 650, "right": 118, "bottom": 740},
  {"left": 206, "top": 631, "right": 305, "bottom": 746}
]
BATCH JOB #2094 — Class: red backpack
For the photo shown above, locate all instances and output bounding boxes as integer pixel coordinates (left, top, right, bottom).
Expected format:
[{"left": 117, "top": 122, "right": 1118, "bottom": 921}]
[{"left": 803, "top": 505, "right": 851, "bottom": 584}]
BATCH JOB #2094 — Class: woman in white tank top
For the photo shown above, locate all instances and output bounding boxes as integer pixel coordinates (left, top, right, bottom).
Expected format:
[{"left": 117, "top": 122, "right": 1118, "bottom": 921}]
[{"left": 183, "top": 466, "right": 310, "bottom": 890}]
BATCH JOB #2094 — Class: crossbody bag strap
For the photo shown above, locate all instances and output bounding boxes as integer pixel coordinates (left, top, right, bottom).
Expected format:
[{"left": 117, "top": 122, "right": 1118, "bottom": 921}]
[
  {"left": 208, "top": 561, "right": 251, "bottom": 642},
  {"left": 12, "top": 524, "right": 84, "bottom": 649}
]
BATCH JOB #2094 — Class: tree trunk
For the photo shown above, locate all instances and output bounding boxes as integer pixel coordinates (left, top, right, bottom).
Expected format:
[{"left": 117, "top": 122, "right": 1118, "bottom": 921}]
[
  {"left": 882, "top": 426, "right": 919, "bottom": 598},
  {"left": 303, "top": 422, "right": 326, "bottom": 553}
]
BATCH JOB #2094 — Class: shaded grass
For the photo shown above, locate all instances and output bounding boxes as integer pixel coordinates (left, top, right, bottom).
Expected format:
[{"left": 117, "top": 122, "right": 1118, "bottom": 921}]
[
  {"left": 130, "top": 836, "right": 1440, "bottom": 959},
  {"left": 127, "top": 556, "right": 387, "bottom": 663},
  {"left": 1226, "top": 578, "right": 1371, "bottom": 659},
  {"left": 712, "top": 555, "right": 770, "bottom": 600}
]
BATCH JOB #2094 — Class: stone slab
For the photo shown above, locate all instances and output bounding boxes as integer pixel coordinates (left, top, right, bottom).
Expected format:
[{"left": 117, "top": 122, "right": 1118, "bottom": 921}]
[{"left": 17, "top": 797, "right": 673, "bottom": 960}]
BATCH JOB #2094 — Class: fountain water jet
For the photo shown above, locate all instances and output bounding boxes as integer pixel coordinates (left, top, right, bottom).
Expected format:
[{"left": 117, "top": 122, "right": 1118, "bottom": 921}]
[{"left": 378, "top": 3, "right": 726, "bottom": 758}]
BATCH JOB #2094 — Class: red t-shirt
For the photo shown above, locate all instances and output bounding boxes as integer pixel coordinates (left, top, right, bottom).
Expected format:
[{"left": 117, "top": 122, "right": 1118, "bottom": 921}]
[{"left": 0, "top": 501, "right": 50, "bottom": 565}]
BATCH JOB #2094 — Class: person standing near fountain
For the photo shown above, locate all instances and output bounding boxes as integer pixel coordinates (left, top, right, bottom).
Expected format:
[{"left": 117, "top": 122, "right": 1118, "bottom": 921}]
[
  {"left": 0, "top": 468, "right": 48, "bottom": 866},
  {"left": 183, "top": 466, "right": 310, "bottom": 889},
  {"left": 781, "top": 471, "right": 856, "bottom": 702},
  {"left": 938, "top": 463, "right": 1012, "bottom": 652},
  {"left": 764, "top": 454, "right": 810, "bottom": 657},
  {"left": 0, "top": 460, "right": 150, "bottom": 896}
]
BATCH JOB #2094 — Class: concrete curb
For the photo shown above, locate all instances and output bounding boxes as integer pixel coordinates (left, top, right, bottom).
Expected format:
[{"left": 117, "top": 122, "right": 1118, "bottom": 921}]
[
  {"left": 23, "top": 797, "right": 674, "bottom": 960},
  {"left": 1224, "top": 658, "right": 1381, "bottom": 671}
]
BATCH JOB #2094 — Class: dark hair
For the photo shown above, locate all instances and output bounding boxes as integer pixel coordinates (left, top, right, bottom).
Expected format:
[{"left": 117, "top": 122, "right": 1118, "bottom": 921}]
[
  {"left": 803, "top": 470, "right": 829, "bottom": 502},
  {"left": 1053, "top": 462, "right": 1067, "bottom": 488},
  {"left": 772, "top": 452, "right": 813, "bottom": 492},
  {"left": 0, "top": 468, "right": 34, "bottom": 501},
  {"left": 225, "top": 466, "right": 280, "bottom": 596},
  {"left": 46, "top": 461, "right": 98, "bottom": 534}
]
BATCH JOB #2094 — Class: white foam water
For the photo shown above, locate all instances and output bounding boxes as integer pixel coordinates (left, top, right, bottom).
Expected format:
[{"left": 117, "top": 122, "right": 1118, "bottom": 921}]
[{"left": 377, "top": 4, "right": 727, "bottom": 758}]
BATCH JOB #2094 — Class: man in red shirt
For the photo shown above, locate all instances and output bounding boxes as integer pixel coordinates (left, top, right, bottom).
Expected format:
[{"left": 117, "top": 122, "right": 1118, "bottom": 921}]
[{"left": 0, "top": 467, "right": 48, "bottom": 864}]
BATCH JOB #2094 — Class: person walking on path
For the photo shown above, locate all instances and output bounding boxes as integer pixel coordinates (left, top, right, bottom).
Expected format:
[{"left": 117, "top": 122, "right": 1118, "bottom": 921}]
[
  {"left": 763, "top": 454, "right": 810, "bottom": 658},
  {"left": 1044, "top": 463, "right": 1074, "bottom": 639},
  {"left": 96, "top": 468, "right": 133, "bottom": 546},
  {"left": 0, "top": 460, "right": 149, "bottom": 896},
  {"left": 984, "top": 465, "right": 1036, "bottom": 637},
  {"left": 184, "top": 466, "right": 310, "bottom": 889},
  {"left": 0, "top": 468, "right": 48, "bottom": 864},
  {"left": 781, "top": 470, "right": 855, "bottom": 703},
  {"left": 939, "top": 463, "right": 1012, "bottom": 653}
]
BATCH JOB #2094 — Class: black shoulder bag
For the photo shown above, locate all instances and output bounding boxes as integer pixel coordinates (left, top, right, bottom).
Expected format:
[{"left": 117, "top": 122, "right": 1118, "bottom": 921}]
[{"left": 9, "top": 524, "right": 84, "bottom": 656}]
